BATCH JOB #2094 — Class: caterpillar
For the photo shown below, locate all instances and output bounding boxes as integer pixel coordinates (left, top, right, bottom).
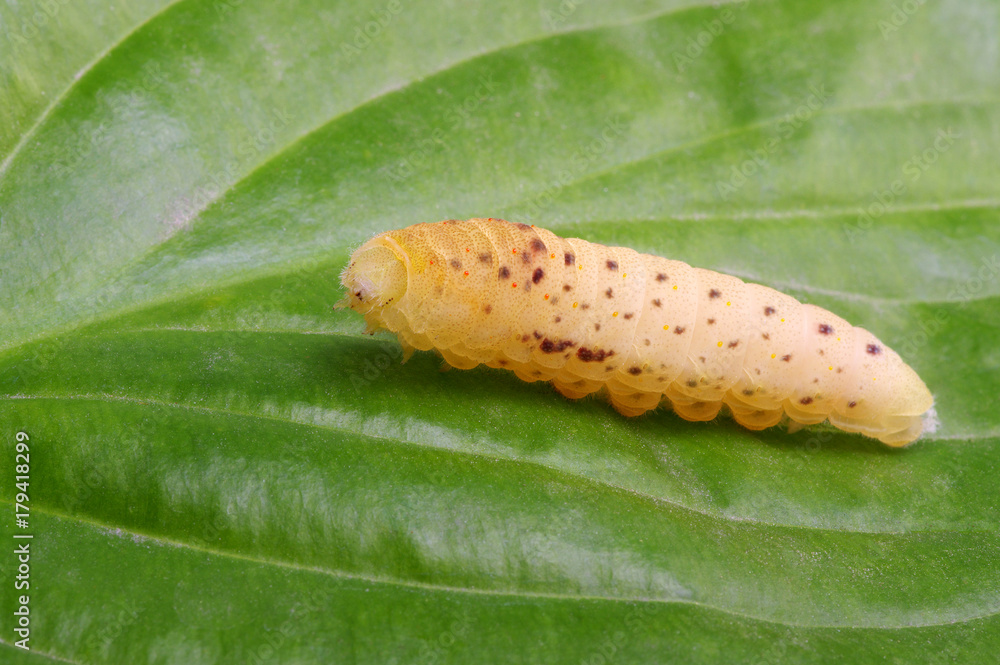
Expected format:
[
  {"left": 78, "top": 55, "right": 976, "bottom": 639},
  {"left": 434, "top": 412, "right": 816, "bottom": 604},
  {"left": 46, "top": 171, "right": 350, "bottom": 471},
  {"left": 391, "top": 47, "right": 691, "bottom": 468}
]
[{"left": 339, "top": 218, "right": 933, "bottom": 446}]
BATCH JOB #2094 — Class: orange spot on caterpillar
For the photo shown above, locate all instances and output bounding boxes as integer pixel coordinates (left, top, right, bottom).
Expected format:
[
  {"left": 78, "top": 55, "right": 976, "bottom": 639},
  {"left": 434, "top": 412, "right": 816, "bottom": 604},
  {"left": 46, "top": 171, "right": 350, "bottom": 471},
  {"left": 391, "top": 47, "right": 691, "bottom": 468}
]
[
  {"left": 550, "top": 253, "right": 556, "bottom": 259},
  {"left": 572, "top": 302, "right": 578, "bottom": 308},
  {"left": 544, "top": 294, "right": 550, "bottom": 300},
  {"left": 463, "top": 271, "right": 469, "bottom": 276},
  {"left": 612, "top": 311, "right": 619, "bottom": 317},
  {"left": 512, "top": 282, "right": 518, "bottom": 288}
]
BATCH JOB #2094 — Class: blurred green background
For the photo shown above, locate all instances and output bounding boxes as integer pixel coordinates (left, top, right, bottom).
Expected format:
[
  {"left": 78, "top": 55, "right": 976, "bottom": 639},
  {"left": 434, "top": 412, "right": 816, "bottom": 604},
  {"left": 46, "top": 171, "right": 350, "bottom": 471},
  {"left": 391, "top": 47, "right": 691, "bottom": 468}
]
[{"left": 1, "top": 0, "right": 999, "bottom": 662}]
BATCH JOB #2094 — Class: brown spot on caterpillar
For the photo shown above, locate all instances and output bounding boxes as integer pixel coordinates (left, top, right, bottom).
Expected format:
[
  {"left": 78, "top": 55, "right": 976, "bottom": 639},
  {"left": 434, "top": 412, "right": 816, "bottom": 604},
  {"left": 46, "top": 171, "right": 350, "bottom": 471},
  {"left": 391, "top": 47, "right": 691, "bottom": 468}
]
[
  {"left": 764, "top": 306, "right": 776, "bottom": 316},
  {"left": 564, "top": 252, "right": 575, "bottom": 266},
  {"left": 728, "top": 340, "right": 739, "bottom": 348},
  {"left": 605, "top": 288, "right": 613, "bottom": 298},
  {"left": 707, "top": 318, "right": 716, "bottom": 325},
  {"left": 743, "top": 389, "right": 754, "bottom": 396},
  {"left": 848, "top": 401, "right": 857, "bottom": 408},
  {"left": 498, "top": 360, "right": 508, "bottom": 366},
  {"left": 709, "top": 289, "right": 722, "bottom": 299},
  {"left": 532, "top": 267, "right": 545, "bottom": 284},
  {"left": 813, "top": 378, "right": 820, "bottom": 383},
  {"left": 581, "top": 303, "right": 590, "bottom": 309},
  {"left": 652, "top": 298, "right": 662, "bottom": 307},
  {"left": 658, "top": 377, "right": 666, "bottom": 382},
  {"left": 698, "top": 356, "right": 706, "bottom": 363},
  {"left": 800, "top": 397, "right": 814, "bottom": 405},
  {"left": 818, "top": 350, "right": 825, "bottom": 356},
  {"left": 478, "top": 252, "right": 492, "bottom": 263},
  {"left": 483, "top": 304, "right": 492, "bottom": 314},
  {"left": 867, "top": 344, "right": 882, "bottom": 355},
  {"left": 563, "top": 284, "right": 572, "bottom": 291},
  {"left": 540, "top": 338, "right": 576, "bottom": 353},
  {"left": 628, "top": 366, "right": 642, "bottom": 375},
  {"left": 549, "top": 296, "right": 559, "bottom": 305},
  {"left": 606, "top": 365, "right": 615, "bottom": 372},
  {"left": 499, "top": 266, "right": 510, "bottom": 279},
  {"left": 674, "top": 326, "right": 686, "bottom": 335},
  {"left": 781, "top": 354, "right": 792, "bottom": 362},
  {"left": 623, "top": 313, "right": 633, "bottom": 320},
  {"left": 762, "top": 333, "right": 770, "bottom": 340},
  {"left": 594, "top": 323, "right": 601, "bottom": 331},
  {"left": 521, "top": 250, "right": 532, "bottom": 264},
  {"left": 533, "top": 331, "right": 543, "bottom": 340},
  {"left": 606, "top": 260, "right": 618, "bottom": 271},
  {"left": 644, "top": 339, "right": 651, "bottom": 346},
  {"left": 449, "top": 259, "right": 461, "bottom": 269},
  {"left": 530, "top": 238, "right": 546, "bottom": 253},
  {"left": 515, "top": 223, "right": 532, "bottom": 231},
  {"left": 686, "top": 379, "right": 697, "bottom": 388},
  {"left": 836, "top": 367, "right": 844, "bottom": 373},
  {"left": 576, "top": 347, "right": 614, "bottom": 362},
  {"left": 554, "top": 316, "right": 561, "bottom": 323},
  {"left": 818, "top": 323, "right": 834, "bottom": 335},
  {"left": 656, "top": 273, "right": 667, "bottom": 282}
]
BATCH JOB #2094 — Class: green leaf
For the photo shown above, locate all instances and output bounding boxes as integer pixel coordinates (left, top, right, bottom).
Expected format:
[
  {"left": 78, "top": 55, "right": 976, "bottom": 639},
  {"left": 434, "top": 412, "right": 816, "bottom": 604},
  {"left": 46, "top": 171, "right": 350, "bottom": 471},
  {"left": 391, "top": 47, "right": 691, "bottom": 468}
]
[{"left": 2, "top": 0, "right": 999, "bottom": 662}]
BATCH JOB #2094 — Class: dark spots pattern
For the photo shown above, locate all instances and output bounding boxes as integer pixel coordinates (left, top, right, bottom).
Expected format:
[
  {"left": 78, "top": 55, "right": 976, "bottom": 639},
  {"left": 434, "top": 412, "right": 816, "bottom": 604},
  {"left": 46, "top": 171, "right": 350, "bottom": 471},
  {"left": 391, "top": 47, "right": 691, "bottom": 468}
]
[
  {"left": 483, "top": 304, "right": 492, "bottom": 314},
  {"left": 628, "top": 366, "right": 643, "bottom": 375},
  {"left": 728, "top": 340, "right": 739, "bottom": 348},
  {"left": 499, "top": 266, "right": 510, "bottom": 279},
  {"left": 606, "top": 260, "right": 619, "bottom": 271},
  {"left": 623, "top": 313, "right": 633, "bottom": 320},
  {"left": 576, "top": 347, "right": 614, "bottom": 362},
  {"left": 515, "top": 223, "right": 532, "bottom": 231},
  {"left": 656, "top": 273, "right": 667, "bottom": 282},
  {"left": 530, "top": 238, "right": 546, "bottom": 253},
  {"left": 563, "top": 284, "right": 572, "bottom": 291},
  {"left": 605, "top": 288, "right": 614, "bottom": 298},
  {"left": 707, "top": 318, "right": 716, "bottom": 325},
  {"left": 764, "top": 306, "right": 776, "bottom": 316},
  {"left": 742, "top": 389, "right": 754, "bottom": 396},
  {"left": 762, "top": 333, "right": 770, "bottom": 340},
  {"left": 540, "top": 338, "right": 576, "bottom": 353},
  {"left": 674, "top": 326, "right": 686, "bottom": 335},
  {"left": 709, "top": 289, "right": 722, "bottom": 299},
  {"left": 594, "top": 323, "right": 601, "bottom": 331},
  {"left": 449, "top": 259, "right": 461, "bottom": 269},
  {"left": 800, "top": 397, "right": 814, "bottom": 405},
  {"left": 781, "top": 354, "right": 792, "bottom": 362},
  {"left": 533, "top": 331, "right": 543, "bottom": 340},
  {"left": 652, "top": 298, "right": 662, "bottom": 307},
  {"left": 848, "top": 401, "right": 857, "bottom": 408},
  {"left": 686, "top": 379, "right": 697, "bottom": 388},
  {"left": 564, "top": 252, "right": 575, "bottom": 266},
  {"left": 643, "top": 339, "right": 651, "bottom": 346},
  {"left": 521, "top": 250, "right": 532, "bottom": 264},
  {"left": 554, "top": 316, "right": 561, "bottom": 323},
  {"left": 867, "top": 344, "right": 882, "bottom": 355},
  {"left": 532, "top": 267, "right": 545, "bottom": 284},
  {"left": 581, "top": 303, "right": 590, "bottom": 310},
  {"left": 478, "top": 252, "right": 492, "bottom": 264},
  {"left": 818, "top": 323, "right": 834, "bottom": 335}
]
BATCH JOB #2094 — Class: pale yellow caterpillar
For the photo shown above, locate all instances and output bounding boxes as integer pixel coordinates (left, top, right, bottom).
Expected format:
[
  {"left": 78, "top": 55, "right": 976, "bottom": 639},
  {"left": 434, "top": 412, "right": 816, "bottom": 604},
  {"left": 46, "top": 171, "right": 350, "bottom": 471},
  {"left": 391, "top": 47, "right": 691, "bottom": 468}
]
[{"left": 339, "top": 218, "right": 933, "bottom": 445}]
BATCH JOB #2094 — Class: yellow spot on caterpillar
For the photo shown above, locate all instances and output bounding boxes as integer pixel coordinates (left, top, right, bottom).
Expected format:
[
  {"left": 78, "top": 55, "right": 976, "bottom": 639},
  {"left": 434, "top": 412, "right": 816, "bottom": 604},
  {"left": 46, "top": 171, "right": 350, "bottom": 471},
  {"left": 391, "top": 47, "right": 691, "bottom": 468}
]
[
  {"left": 771, "top": 353, "right": 776, "bottom": 359},
  {"left": 573, "top": 302, "right": 578, "bottom": 308},
  {"left": 828, "top": 366, "right": 833, "bottom": 371},
  {"left": 613, "top": 311, "right": 619, "bottom": 317},
  {"left": 550, "top": 253, "right": 556, "bottom": 259},
  {"left": 717, "top": 341, "right": 723, "bottom": 347},
  {"left": 623, "top": 273, "right": 627, "bottom": 278},
  {"left": 672, "top": 285, "right": 678, "bottom": 290},
  {"left": 726, "top": 301, "right": 731, "bottom": 306},
  {"left": 663, "top": 325, "right": 669, "bottom": 330},
  {"left": 781, "top": 318, "right": 785, "bottom": 322}
]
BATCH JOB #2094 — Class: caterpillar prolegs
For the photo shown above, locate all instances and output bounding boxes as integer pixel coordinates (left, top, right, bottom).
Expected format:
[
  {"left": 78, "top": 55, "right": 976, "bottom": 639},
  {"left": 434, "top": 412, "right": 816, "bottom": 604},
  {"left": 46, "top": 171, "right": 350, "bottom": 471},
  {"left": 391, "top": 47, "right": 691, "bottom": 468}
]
[{"left": 339, "top": 218, "right": 933, "bottom": 445}]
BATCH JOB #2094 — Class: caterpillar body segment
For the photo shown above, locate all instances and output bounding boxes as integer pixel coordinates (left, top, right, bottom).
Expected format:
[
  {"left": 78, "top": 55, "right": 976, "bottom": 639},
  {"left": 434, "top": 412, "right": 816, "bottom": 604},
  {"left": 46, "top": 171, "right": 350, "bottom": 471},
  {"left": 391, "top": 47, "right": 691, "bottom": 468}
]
[{"left": 340, "top": 218, "right": 933, "bottom": 446}]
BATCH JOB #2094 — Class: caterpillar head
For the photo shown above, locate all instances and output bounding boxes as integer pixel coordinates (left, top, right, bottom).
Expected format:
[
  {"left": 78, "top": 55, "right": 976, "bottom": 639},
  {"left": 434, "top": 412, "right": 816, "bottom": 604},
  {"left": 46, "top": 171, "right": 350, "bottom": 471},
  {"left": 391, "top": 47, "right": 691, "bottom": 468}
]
[{"left": 338, "top": 233, "right": 409, "bottom": 331}]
